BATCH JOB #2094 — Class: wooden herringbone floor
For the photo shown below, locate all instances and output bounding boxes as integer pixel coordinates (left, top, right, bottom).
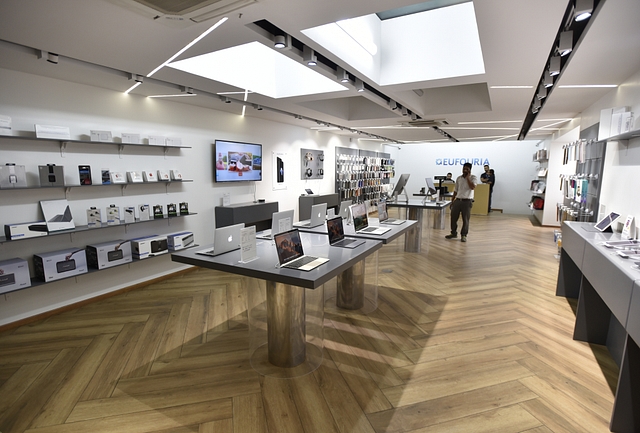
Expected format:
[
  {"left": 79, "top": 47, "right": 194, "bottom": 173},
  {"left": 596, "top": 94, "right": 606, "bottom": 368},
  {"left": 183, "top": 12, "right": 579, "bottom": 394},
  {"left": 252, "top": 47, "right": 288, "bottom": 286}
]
[{"left": 0, "top": 213, "right": 619, "bottom": 433}]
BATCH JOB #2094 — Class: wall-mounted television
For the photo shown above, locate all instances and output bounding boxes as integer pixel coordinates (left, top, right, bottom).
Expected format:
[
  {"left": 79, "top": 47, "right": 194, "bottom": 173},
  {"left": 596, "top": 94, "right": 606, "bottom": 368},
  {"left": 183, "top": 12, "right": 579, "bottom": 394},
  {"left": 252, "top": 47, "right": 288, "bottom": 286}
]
[{"left": 214, "top": 139, "right": 262, "bottom": 182}]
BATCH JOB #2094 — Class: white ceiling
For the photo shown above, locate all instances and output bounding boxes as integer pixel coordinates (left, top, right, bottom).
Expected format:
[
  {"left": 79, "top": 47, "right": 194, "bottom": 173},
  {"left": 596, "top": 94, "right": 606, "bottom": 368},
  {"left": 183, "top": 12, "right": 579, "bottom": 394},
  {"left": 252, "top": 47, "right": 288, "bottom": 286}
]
[{"left": 0, "top": 0, "right": 639, "bottom": 143}]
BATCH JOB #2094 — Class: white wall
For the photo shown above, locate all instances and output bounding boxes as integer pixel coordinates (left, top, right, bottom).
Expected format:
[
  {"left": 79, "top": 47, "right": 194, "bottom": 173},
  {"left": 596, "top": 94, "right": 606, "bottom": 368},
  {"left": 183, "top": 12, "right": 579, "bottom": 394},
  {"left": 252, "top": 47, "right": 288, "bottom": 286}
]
[
  {"left": 388, "top": 140, "right": 539, "bottom": 214},
  {"left": 0, "top": 68, "right": 383, "bottom": 326}
]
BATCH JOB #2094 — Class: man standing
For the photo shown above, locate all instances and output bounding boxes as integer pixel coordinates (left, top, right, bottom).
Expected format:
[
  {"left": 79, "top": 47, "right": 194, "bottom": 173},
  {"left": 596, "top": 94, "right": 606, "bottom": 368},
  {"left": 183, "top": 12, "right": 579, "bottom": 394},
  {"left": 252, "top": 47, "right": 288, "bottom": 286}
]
[
  {"left": 445, "top": 162, "right": 478, "bottom": 242},
  {"left": 480, "top": 164, "right": 495, "bottom": 212}
]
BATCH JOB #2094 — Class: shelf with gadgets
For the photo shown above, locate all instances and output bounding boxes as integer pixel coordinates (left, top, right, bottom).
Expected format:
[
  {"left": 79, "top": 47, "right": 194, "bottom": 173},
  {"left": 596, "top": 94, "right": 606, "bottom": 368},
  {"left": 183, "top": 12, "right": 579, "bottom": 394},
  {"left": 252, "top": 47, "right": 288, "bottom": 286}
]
[{"left": 334, "top": 147, "right": 394, "bottom": 203}]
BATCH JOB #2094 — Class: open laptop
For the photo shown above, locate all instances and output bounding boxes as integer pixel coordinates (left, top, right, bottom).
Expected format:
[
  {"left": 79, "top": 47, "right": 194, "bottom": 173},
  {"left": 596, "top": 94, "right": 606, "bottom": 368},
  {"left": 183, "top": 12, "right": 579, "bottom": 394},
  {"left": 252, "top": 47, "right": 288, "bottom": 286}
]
[
  {"left": 327, "top": 217, "right": 365, "bottom": 249},
  {"left": 196, "top": 223, "right": 244, "bottom": 256},
  {"left": 298, "top": 203, "right": 327, "bottom": 228},
  {"left": 377, "top": 200, "right": 405, "bottom": 225},
  {"left": 338, "top": 200, "right": 352, "bottom": 220},
  {"left": 274, "top": 229, "right": 329, "bottom": 271},
  {"left": 350, "top": 203, "right": 390, "bottom": 235},
  {"left": 256, "top": 209, "right": 294, "bottom": 240}
]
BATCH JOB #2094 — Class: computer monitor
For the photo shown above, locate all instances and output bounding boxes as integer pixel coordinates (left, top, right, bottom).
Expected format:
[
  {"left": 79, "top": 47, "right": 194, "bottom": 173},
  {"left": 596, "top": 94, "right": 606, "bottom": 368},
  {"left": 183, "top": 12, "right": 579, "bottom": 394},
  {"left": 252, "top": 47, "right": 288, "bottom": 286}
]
[
  {"left": 390, "top": 173, "right": 410, "bottom": 200},
  {"left": 425, "top": 177, "right": 437, "bottom": 194}
]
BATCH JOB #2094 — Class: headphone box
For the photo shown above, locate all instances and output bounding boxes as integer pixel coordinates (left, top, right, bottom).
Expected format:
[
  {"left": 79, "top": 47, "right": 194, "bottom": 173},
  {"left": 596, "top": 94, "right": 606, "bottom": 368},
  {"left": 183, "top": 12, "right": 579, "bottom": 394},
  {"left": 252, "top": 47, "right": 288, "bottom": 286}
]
[
  {"left": 87, "top": 208, "right": 102, "bottom": 228},
  {"left": 123, "top": 206, "right": 135, "bottom": 224},
  {"left": 131, "top": 235, "right": 168, "bottom": 259},
  {"left": 0, "top": 164, "right": 27, "bottom": 188},
  {"left": 33, "top": 248, "right": 88, "bottom": 282},
  {"left": 38, "top": 165, "right": 65, "bottom": 187},
  {"left": 4, "top": 221, "right": 48, "bottom": 240},
  {"left": 138, "top": 204, "right": 150, "bottom": 221},
  {"left": 86, "top": 240, "right": 132, "bottom": 270},
  {"left": 167, "top": 231, "right": 194, "bottom": 251},
  {"left": 0, "top": 258, "right": 31, "bottom": 294},
  {"left": 106, "top": 205, "right": 120, "bottom": 225}
]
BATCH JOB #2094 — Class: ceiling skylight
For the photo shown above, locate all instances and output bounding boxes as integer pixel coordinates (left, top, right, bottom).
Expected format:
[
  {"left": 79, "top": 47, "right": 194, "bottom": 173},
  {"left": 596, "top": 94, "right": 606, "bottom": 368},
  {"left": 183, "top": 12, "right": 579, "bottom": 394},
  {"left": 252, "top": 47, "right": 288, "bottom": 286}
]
[{"left": 167, "top": 42, "right": 347, "bottom": 99}]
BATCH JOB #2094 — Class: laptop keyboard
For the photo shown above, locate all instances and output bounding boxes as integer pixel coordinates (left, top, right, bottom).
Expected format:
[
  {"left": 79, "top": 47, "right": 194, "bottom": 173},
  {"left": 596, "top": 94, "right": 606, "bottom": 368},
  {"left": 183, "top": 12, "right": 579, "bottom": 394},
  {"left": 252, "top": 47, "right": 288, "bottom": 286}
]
[
  {"left": 285, "top": 255, "right": 317, "bottom": 269},
  {"left": 360, "top": 226, "right": 379, "bottom": 233}
]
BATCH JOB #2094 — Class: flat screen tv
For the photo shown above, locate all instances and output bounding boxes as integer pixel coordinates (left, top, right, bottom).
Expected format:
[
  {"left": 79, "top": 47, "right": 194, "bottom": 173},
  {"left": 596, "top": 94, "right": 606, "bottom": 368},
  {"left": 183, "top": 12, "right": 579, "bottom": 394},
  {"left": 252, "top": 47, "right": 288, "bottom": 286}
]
[{"left": 214, "top": 139, "right": 262, "bottom": 182}]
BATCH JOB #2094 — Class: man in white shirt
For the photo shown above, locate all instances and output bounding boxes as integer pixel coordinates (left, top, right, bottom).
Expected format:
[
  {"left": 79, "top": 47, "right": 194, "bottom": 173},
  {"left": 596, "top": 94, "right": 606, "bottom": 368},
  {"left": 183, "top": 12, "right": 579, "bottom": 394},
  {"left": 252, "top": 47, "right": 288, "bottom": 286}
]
[{"left": 445, "top": 162, "right": 478, "bottom": 242}]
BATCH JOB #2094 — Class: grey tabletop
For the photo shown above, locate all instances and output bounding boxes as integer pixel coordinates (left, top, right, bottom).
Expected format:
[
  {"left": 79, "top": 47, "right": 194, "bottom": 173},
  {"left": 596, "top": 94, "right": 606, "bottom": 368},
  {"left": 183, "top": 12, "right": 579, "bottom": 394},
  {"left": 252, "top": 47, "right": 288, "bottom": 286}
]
[
  {"left": 294, "top": 217, "right": 417, "bottom": 244},
  {"left": 387, "top": 199, "right": 452, "bottom": 209}
]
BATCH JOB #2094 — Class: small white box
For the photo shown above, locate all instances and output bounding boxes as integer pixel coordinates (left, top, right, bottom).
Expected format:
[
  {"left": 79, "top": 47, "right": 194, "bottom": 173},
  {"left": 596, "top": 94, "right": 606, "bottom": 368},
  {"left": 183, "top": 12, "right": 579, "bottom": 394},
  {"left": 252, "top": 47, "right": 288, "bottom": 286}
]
[
  {"left": 131, "top": 235, "right": 168, "bottom": 259},
  {"left": 121, "top": 133, "right": 140, "bottom": 144},
  {"left": 90, "top": 130, "right": 113, "bottom": 142},
  {"left": 138, "top": 204, "right": 150, "bottom": 221},
  {"left": 0, "top": 164, "right": 28, "bottom": 188},
  {"left": 157, "top": 170, "right": 170, "bottom": 181},
  {"left": 167, "top": 231, "right": 194, "bottom": 251},
  {"left": 4, "top": 221, "right": 49, "bottom": 240},
  {"left": 127, "top": 171, "right": 143, "bottom": 183},
  {"left": 0, "top": 258, "right": 31, "bottom": 294},
  {"left": 110, "top": 172, "right": 126, "bottom": 184},
  {"left": 86, "top": 240, "right": 132, "bottom": 270},
  {"left": 33, "top": 248, "right": 88, "bottom": 283},
  {"left": 87, "top": 208, "right": 102, "bottom": 228},
  {"left": 148, "top": 135, "right": 166, "bottom": 146},
  {"left": 170, "top": 169, "right": 183, "bottom": 181},
  {"left": 166, "top": 137, "right": 182, "bottom": 147},
  {"left": 123, "top": 206, "right": 136, "bottom": 223},
  {"left": 143, "top": 170, "right": 157, "bottom": 182},
  {"left": 106, "top": 205, "right": 120, "bottom": 225}
]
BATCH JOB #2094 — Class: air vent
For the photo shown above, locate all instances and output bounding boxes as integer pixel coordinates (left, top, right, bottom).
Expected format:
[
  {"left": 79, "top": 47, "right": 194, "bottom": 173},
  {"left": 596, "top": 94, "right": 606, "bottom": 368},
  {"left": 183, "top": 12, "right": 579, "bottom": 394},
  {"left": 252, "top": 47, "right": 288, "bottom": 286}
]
[
  {"left": 110, "top": 0, "right": 258, "bottom": 26},
  {"left": 405, "top": 119, "right": 449, "bottom": 127}
]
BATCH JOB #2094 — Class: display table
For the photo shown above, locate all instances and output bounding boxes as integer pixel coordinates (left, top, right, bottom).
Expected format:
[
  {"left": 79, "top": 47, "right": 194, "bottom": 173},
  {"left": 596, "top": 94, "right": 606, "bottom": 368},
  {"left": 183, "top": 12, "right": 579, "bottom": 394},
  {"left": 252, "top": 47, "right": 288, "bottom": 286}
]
[
  {"left": 557, "top": 221, "right": 640, "bottom": 432},
  {"left": 387, "top": 200, "right": 451, "bottom": 252},
  {"left": 299, "top": 193, "right": 339, "bottom": 220},
  {"left": 171, "top": 232, "right": 382, "bottom": 377},
  {"left": 215, "top": 201, "right": 278, "bottom": 232}
]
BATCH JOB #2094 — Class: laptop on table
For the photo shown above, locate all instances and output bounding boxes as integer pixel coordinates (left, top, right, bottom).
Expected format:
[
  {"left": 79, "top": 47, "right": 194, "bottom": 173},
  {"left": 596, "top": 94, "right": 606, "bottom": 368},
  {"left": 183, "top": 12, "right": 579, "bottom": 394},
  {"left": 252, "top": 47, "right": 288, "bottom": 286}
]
[
  {"left": 338, "top": 200, "right": 352, "bottom": 221},
  {"left": 377, "top": 200, "right": 405, "bottom": 225},
  {"left": 298, "top": 203, "right": 327, "bottom": 228},
  {"left": 350, "top": 203, "right": 390, "bottom": 235},
  {"left": 327, "top": 217, "right": 365, "bottom": 249},
  {"left": 256, "top": 209, "right": 294, "bottom": 239},
  {"left": 274, "top": 229, "right": 329, "bottom": 271},
  {"left": 196, "top": 223, "right": 244, "bottom": 256}
]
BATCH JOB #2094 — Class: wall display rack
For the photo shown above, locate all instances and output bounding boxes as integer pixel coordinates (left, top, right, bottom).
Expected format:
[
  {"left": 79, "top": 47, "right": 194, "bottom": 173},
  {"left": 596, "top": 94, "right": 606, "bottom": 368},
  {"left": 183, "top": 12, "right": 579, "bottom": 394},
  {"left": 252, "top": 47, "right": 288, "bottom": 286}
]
[
  {"left": 300, "top": 148, "right": 324, "bottom": 180},
  {"left": 528, "top": 148, "right": 548, "bottom": 218},
  {"left": 335, "top": 147, "right": 394, "bottom": 204}
]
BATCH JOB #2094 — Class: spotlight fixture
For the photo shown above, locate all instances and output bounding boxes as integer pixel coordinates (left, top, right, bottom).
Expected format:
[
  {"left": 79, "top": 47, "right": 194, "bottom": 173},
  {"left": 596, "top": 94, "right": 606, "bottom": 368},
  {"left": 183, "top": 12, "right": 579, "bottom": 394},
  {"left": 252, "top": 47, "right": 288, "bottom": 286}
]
[
  {"left": 410, "top": 113, "right": 418, "bottom": 121},
  {"left": 302, "top": 45, "right": 317, "bottom": 66},
  {"left": 254, "top": 104, "right": 263, "bottom": 110},
  {"left": 47, "top": 52, "right": 59, "bottom": 64},
  {"left": 558, "top": 31, "right": 573, "bottom": 56},
  {"left": 544, "top": 71, "right": 554, "bottom": 88},
  {"left": 388, "top": 100, "right": 398, "bottom": 110},
  {"left": 223, "top": 97, "right": 231, "bottom": 103},
  {"left": 180, "top": 86, "right": 194, "bottom": 94},
  {"left": 400, "top": 107, "right": 409, "bottom": 116},
  {"left": 549, "top": 56, "right": 561, "bottom": 76},
  {"left": 574, "top": 0, "right": 593, "bottom": 21},
  {"left": 336, "top": 66, "right": 349, "bottom": 83},
  {"left": 128, "top": 73, "right": 144, "bottom": 83},
  {"left": 274, "top": 34, "right": 287, "bottom": 49},
  {"left": 537, "top": 84, "right": 547, "bottom": 100},
  {"left": 355, "top": 78, "right": 364, "bottom": 92}
]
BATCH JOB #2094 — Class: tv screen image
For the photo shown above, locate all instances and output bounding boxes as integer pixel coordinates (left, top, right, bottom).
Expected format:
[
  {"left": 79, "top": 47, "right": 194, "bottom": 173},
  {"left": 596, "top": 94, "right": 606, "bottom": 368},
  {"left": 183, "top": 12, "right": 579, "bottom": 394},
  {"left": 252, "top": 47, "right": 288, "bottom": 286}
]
[{"left": 214, "top": 139, "right": 262, "bottom": 182}]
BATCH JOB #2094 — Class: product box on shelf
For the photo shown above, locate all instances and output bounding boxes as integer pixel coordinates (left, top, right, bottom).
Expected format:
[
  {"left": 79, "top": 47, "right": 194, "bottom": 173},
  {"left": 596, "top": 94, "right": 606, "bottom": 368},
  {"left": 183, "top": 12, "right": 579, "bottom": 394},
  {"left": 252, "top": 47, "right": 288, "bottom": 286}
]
[
  {"left": 130, "top": 235, "right": 168, "bottom": 259},
  {"left": 87, "top": 207, "right": 102, "bottom": 228},
  {"left": 167, "top": 231, "right": 194, "bottom": 251},
  {"left": 0, "top": 258, "right": 31, "bottom": 294},
  {"left": 4, "top": 221, "right": 48, "bottom": 240},
  {"left": 157, "top": 170, "right": 170, "bottom": 181},
  {"left": 138, "top": 204, "right": 150, "bottom": 221},
  {"left": 127, "top": 171, "right": 143, "bottom": 183},
  {"left": 143, "top": 170, "right": 157, "bottom": 182},
  {"left": 110, "top": 171, "right": 126, "bottom": 184},
  {"left": 0, "top": 164, "right": 28, "bottom": 188},
  {"left": 38, "top": 164, "right": 65, "bottom": 187},
  {"left": 106, "top": 205, "right": 120, "bottom": 225},
  {"left": 33, "top": 248, "right": 88, "bottom": 282},
  {"left": 153, "top": 205, "right": 164, "bottom": 219},
  {"left": 170, "top": 169, "right": 183, "bottom": 181},
  {"left": 167, "top": 203, "right": 177, "bottom": 217},
  {"left": 86, "top": 240, "right": 132, "bottom": 270},
  {"left": 179, "top": 202, "right": 189, "bottom": 215},
  {"left": 123, "top": 206, "right": 135, "bottom": 223}
]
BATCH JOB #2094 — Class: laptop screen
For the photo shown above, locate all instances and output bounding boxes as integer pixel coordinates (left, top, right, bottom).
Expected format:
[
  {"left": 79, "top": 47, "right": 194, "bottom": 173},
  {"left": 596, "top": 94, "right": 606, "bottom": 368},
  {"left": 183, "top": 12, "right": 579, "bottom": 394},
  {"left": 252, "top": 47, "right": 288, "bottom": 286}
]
[
  {"left": 326, "top": 217, "right": 345, "bottom": 244},
  {"left": 350, "top": 203, "right": 368, "bottom": 231},
  {"left": 377, "top": 201, "right": 388, "bottom": 222},
  {"left": 274, "top": 229, "right": 304, "bottom": 265}
]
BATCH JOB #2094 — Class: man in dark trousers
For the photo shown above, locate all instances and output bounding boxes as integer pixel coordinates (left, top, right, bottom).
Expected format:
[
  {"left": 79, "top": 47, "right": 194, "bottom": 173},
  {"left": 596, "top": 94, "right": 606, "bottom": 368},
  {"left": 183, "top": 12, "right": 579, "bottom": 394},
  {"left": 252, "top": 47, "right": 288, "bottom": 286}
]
[
  {"left": 445, "top": 162, "right": 478, "bottom": 242},
  {"left": 480, "top": 164, "right": 495, "bottom": 212}
]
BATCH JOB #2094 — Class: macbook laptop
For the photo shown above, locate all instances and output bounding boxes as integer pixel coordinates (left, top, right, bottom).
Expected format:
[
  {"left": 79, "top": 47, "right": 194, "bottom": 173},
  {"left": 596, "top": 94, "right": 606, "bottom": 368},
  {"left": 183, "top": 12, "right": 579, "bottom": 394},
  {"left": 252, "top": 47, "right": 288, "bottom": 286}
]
[
  {"left": 338, "top": 200, "right": 352, "bottom": 220},
  {"left": 256, "top": 209, "right": 294, "bottom": 239},
  {"left": 197, "top": 223, "right": 244, "bottom": 256},
  {"left": 299, "top": 203, "right": 327, "bottom": 228},
  {"left": 274, "top": 229, "right": 329, "bottom": 271},
  {"left": 350, "top": 203, "right": 390, "bottom": 235},
  {"left": 327, "top": 217, "right": 365, "bottom": 249},
  {"left": 377, "top": 201, "right": 405, "bottom": 225}
]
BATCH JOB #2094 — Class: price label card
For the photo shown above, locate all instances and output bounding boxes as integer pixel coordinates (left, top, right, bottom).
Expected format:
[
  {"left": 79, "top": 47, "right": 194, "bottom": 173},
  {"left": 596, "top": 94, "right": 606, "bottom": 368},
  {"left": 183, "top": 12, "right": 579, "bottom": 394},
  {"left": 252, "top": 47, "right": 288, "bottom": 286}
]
[{"left": 240, "top": 226, "right": 257, "bottom": 263}]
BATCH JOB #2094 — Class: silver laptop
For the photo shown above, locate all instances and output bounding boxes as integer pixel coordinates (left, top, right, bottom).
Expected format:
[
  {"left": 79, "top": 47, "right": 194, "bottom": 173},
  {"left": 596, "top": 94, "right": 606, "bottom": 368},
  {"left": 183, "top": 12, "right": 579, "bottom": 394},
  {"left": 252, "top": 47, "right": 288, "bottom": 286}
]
[
  {"left": 299, "top": 203, "right": 327, "bottom": 228},
  {"left": 350, "top": 203, "right": 390, "bottom": 235},
  {"left": 327, "top": 217, "right": 365, "bottom": 249},
  {"left": 196, "top": 223, "right": 244, "bottom": 256},
  {"left": 256, "top": 209, "right": 294, "bottom": 239},
  {"left": 377, "top": 201, "right": 405, "bottom": 225},
  {"left": 338, "top": 200, "right": 352, "bottom": 220},
  {"left": 274, "top": 229, "right": 329, "bottom": 271}
]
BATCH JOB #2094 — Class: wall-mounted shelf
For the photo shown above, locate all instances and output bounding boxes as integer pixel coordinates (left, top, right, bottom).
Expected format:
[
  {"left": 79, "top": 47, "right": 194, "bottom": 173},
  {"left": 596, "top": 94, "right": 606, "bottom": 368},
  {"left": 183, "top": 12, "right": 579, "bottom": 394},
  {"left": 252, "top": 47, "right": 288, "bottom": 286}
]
[{"left": 606, "top": 129, "right": 640, "bottom": 143}]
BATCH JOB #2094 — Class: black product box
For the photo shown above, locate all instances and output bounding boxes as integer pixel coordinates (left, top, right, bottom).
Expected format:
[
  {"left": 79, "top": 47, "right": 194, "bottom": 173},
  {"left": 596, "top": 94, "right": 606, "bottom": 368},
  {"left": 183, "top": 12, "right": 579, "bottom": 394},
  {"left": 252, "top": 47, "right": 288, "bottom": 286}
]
[
  {"left": 179, "top": 202, "right": 189, "bottom": 215},
  {"left": 86, "top": 240, "right": 132, "bottom": 270},
  {"left": 153, "top": 205, "right": 164, "bottom": 219},
  {"left": 167, "top": 203, "right": 177, "bottom": 217},
  {"left": 33, "top": 248, "right": 88, "bottom": 282},
  {"left": 38, "top": 164, "right": 65, "bottom": 187}
]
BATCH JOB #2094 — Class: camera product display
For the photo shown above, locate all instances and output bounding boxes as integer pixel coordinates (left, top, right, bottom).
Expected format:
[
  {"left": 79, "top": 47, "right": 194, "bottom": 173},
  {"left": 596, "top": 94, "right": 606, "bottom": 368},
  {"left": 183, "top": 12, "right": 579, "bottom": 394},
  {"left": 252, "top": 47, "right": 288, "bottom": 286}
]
[
  {"left": 0, "top": 258, "right": 31, "bottom": 293},
  {"left": 170, "top": 169, "right": 183, "bottom": 180},
  {"left": 179, "top": 202, "right": 189, "bottom": 215},
  {"left": 153, "top": 205, "right": 164, "bottom": 219},
  {"left": 33, "top": 247, "right": 88, "bottom": 282},
  {"left": 138, "top": 204, "right": 150, "bottom": 221},
  {"left": 143, "top": 170, "right": 157, "bottom": 182},
  {"left": 38, "top": 164, "right": 65, "bottom": 187},
  {"left": 123, "top": 206, "right": 135, "bottom": 223},
  {"left": 101, "top": 169, "right": 111, "bottom": 185},
  {"left": 106, "top": 205, "right": 120, "bottom": 225},
  {"left": 157, "top": 169, "right": 170, "bottom": 181},
  {"left": 86, "top": 240, "right": 132, "bottom": 270},
  {"left": 167, "top": 203, "right": 177, "bottom": 217},
  {"left": 78, "top": 165, "right": 92, "bottom": 185},
  {"left": 40, "top": 199, "right": 75, "bottom": 232},
  {"left": 131, "top": 234, "right": 168, "bottom": 259},
  {"left": 127, "top": 171, "right": 143, "bottom": 183},
  {"left": 0, "top": 163, "right": 27, "bottom": 188},
  {"left": 87, "top": 207, "right": 102, "bottom": 228},
  {"left": 4, "top": 221, "right": 48, "bottom": 240},
  {"left": 110, "top": 171, "right": 126, "bottom": 184},
  {"left": 167, "top": 231, "right": 194, "bottom": 251}
]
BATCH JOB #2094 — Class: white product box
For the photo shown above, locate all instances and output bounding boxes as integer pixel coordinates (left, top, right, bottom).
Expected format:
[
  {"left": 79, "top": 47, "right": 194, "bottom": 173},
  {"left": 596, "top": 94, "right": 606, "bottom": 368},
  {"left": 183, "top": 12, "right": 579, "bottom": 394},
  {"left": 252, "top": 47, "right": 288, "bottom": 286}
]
[
  {"left": 0, "top": 164, "right": 27, "bottom": 188},
  {"left": 170, "top": 169, "right": 183, "bottom": 181},
  {"left": 86, "top": 240, "right": 132, "bottom": 270},
  {"left": 4, "top": 221, "right": 48, "bottom": 240},
  {"left": 33, "top": 248, "right": 88, "bottom": 282},
  {"left": 106, "top": 205, "right": 120, "bottom": 225},
  {"left": 148, "top": 135, "right": 166, "bottom": 146},
  {"left": 110, "top": 171, "right": 126, "bottom": 184},
  {"left": 131, "top": 235, "right": 168, "bottom": 259},
  {"left": 90, "top": 130, "right": 113, "bottom": 142},
  {"left": 157, "top": 170, "right": 170, "bottom": 181},
  {"left": 143, "top": 170, "right": 157, "bottom": 182},
  {"left": 87, "top": 207, "right": 102, "bottom": 228},
  {"left": 165, "top": 137, "right": 182, "bottom": 147},
  {"left": 127, "top": 171, "right": 143, "bottom": 183},
  {"left": 167, "top": 231, "right": 195, "bottom": 251},
  {"left": 0, "top": 258, "right": 31, "bottom": 294},
  {"left": 138, "top": 204, "right": 150, "bottom": 221},
  {"left": 35, "top": 124, "right": 70, "bottom": 140},
  {"left": 123, "top": 206, "right": 135, "bottom": 223},
  {"left": 121, "top": 133, "right": 141, "bottom": 144}
]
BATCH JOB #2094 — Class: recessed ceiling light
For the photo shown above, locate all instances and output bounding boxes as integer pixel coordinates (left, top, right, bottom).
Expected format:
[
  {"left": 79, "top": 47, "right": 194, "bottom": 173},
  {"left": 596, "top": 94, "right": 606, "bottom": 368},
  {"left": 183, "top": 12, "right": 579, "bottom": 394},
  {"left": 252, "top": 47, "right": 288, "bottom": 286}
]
[
  {"left": 558, "top": 84, "right": 618, "bottom": 88},
  {"left": 490, "top": 85, "right": 533, "bottom": 89},
  {"left": 458, "top": 120, "right": 522, "bottom": 124}
]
